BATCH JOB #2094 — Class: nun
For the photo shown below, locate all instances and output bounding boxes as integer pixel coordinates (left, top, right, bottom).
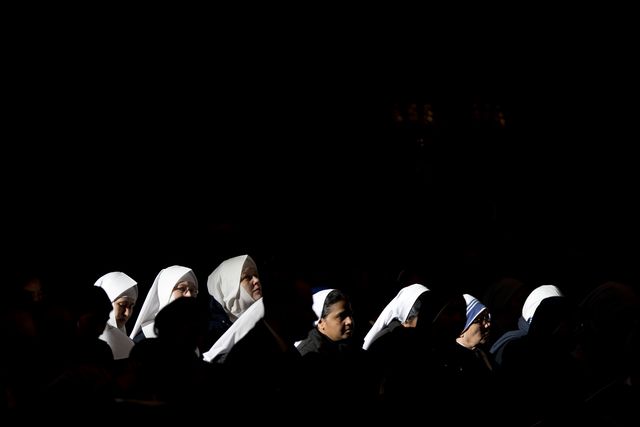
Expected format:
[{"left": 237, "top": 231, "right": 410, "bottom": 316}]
[
  {"left": 94, "top": 271, "right": 138, "bottom": 359},
  {"left": 129, "top": 265, "right": 198, "bottom": 342}
]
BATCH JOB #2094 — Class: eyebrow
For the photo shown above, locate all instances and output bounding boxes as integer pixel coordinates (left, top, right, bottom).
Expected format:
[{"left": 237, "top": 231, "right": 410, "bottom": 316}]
[{"left": 176, "top": 284, "right": 197, "bottom": 290}]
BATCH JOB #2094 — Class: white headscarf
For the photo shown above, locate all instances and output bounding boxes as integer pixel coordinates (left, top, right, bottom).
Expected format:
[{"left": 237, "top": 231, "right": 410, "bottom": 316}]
[
  {"left": 93, "top": 272, "right": 138, "bottom": 359},
  {"left": 521, "top": 284, "right": 563, "bottom": 325},
  {"left": 490, "top": 284, "right": 563, "bottom": 361},
  {"left": 293, "top": 288, "right": 336, "bottom": 348},
  {"left": 208, "top": 255, "right": 258, "bottom": 323},
  {"left": 202, "top": 298, "right": 265, "bottom": 362},
  {"left": 462, "top": 293, "right": 488, "bottom": 332},
  {"left": 362, "top": 284, "right": 429, "bottom": 350},
  {"left": 99, "top": 326, "right": 135, "bottom": 360},
  {"left": 312, "top": 288, "right": 336, "bottom": 325},
  {"left": 94, "top": 271, "right": 138, "bottom": 332},
  {"left": 129, "top": 265, "right": 198, "bottom": 340}
]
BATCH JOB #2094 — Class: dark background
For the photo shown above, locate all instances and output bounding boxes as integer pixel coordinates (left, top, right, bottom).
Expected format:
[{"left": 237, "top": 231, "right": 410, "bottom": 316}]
[{"left": 4, "top": 19, "right": 640, "bottom": 298}]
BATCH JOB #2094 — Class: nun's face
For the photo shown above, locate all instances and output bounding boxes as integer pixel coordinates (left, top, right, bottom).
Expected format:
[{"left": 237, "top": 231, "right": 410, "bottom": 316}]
[
  {"left": 240, "top": 260, "right": 262, "bottom": 300},
  {"left": 170, "top": 280, "right": 199, "bottom": 301},
  {"left": 318, "top": 300, "right": 354, "bottom": 341},
  {"left": 113, "top": 297, "right": 135, "bottom": 329},
  {"left": 457, "top": 310, "right": 491, "bottom": 349}
]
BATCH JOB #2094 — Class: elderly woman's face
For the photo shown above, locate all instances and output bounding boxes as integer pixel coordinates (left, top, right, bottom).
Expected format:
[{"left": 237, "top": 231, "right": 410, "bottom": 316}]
[
  {"left": 171, "top": 280, "right": 198, "bottom": 301},
  {"left": 458, "top": 310, "right": 491, "bottom": 349},
  {"left": 240, "top": 259, "right": 262, "bottom": 300}
]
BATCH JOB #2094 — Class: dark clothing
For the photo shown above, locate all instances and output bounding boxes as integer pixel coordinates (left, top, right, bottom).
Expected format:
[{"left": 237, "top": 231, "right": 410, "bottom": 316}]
[
  {"left": 222, "top": 320, "right": 306, "bottom": 411},
  {"left": 297, "top": 328, "right": 377, "bottom": 417},
  {"left": 366, "top": 319, "right": 404, "bottom": 357},
  {"left": 132, "top": 330, "right": 147, "bottom": 344},
  {"left": 495, "top": 296, "right": 586, "bottom": 426},
  {"left": 366, "top": 320, "right": 409, "bottom": 385},
  {"left": 203, "top": 295, "right": 232, "bottom": 350},
  {"left": 297, "top": 327, "right": 327, "bottom": 356},
  {"left": 297, "top": 327, "right": 357, "bottom": 356}
]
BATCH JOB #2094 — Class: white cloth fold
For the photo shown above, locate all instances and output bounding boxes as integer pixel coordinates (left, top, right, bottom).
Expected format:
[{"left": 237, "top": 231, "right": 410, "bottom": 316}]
[
  {"left": 129, "top": 265, "right": 198, "bottom": 340},
  {"left": 362, "top": 284, "right": 429, "bottom": 350},
  {"left": 94, "top": 271, "right": 138, "bottom": 359},
  {"left": 311, "top": 288, "right": 336, "bottom": 324},
  {"left": 462, "top": 293, "right": 488, "bottom": 332},
  {"left": 202, "top": 298, "right": 265, "bottom": 362},
  {"left": 208, "top": 255, "right": 257, "bottom": 323},
  {"left": 490, "top": 284, "right": 562, "bottom": 362},
  {"left": 94, "top": 271, "right": 138, "bottom": 331}
]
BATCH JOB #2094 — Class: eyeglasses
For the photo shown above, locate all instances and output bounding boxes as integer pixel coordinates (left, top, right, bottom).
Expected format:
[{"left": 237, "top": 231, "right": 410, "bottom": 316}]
[
  {"left": 473, "top": 313, "right": 491, "bottom": 326},
  {"left": 173, "top": 285, "right": 198, "bottom": 296}
]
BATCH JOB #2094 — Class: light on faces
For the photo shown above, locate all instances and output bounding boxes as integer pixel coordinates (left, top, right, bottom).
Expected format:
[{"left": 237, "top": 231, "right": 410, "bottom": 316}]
[
  {"left": 458, "top": 311, "right": 491, "bottom": 349},
  {"left": 113, "top": 297, "right": 136, "bottom": 328},
  {"left": 318, "top": 300, "right": 354, "bottom": 342},
  {"left": 240, "top": 260, "right": 262, "bottom": 300},
  {"left": 171, "top": 281, "right": 199, "bottom": 300}
]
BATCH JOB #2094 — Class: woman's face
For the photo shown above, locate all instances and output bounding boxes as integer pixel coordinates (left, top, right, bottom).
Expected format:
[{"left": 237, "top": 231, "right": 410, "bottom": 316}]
[
  {"left": 113, "top": 297, "right": 135, "bottom": 329},
  {"left": 318, "top": 300, "right": 354, "bottom": 342},
  {"left": 240, "top": 259, "right": 262, "bottom": 300},
  {"left": 458, "top": 310, "right": 491, "bottom": 349},
  {"left": 171, "top": 280, "right": 199, "bottom": 301}
]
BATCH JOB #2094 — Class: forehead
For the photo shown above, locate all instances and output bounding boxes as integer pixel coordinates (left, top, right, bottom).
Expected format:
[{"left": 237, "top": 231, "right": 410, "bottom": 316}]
[
  {"left": 326, "top": 299, "right": 349, "bottom": 313},
  {"left": 175, "top": 280, "right": 196, "bottom": 287},
  {"left": 242, "top": 258, "right": 258, "bottom": 272},
  {"left": 242, "top": 266, "right": 258, "bottom": 275},
  {"left": 476, "top": 310, "right": 490, "bottom": 320},
  {"left": 114, "top": 296, "right": 135, "bottom": 305}
]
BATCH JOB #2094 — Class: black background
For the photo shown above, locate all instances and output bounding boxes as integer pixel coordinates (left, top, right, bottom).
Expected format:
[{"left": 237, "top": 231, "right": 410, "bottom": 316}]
[{"left": 5, "top": 16, "right": 639, "bottom": 297}]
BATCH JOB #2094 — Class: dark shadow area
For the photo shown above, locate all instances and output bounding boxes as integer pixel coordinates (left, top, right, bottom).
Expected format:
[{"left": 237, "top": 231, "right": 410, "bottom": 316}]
[{"left": 4, "top": 32, "right": 640, "bottom": 302}]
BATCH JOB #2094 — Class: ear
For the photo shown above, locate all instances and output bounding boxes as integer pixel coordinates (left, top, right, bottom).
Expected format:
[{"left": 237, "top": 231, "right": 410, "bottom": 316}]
[{"left": 317, "top": 318, "right": 326, "bottom": 331}]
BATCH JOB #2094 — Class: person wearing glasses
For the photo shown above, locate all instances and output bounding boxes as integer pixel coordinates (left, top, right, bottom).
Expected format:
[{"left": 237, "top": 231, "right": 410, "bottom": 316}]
[
  {"left": 93, "top": 271, "right": 138, "bottom": 359},
  {"left": 129, "top": 265, "right": 199, "bottom": 343},
  {"left": 453, "top": 294, "right": 496, "bottom": 377},
  {"left": 457, "top": 294, "right": 492, "bottom": 352},
  {"left": 447, "top": 294, "right": 496, "bottom": 407}
]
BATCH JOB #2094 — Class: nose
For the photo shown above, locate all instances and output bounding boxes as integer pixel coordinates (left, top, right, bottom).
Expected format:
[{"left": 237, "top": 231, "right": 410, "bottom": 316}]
[{"left": 345, "top": 316, "right": 353, "bottom": 326}]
